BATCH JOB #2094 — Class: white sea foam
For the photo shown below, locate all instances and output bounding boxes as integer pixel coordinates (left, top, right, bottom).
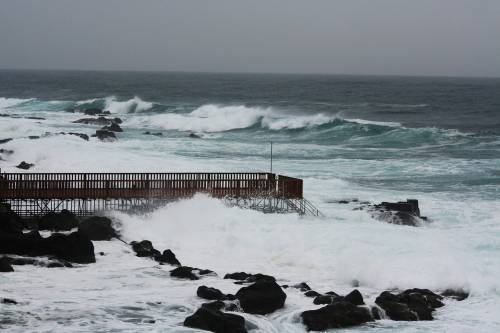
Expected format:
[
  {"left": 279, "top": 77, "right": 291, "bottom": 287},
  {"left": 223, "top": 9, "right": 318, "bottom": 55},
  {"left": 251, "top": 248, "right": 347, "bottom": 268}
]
[
  {"left": 104, "top": 96, "right": 154, "bottom": 113},
  {"left": 345, "top": 118, "right": 402, "bottom": 127},
  {"left": 0, "top": 97, "right": 33, "bottom": 110},
  {"left": 126, "top": 104, "right": 336, "bottom": 132}
]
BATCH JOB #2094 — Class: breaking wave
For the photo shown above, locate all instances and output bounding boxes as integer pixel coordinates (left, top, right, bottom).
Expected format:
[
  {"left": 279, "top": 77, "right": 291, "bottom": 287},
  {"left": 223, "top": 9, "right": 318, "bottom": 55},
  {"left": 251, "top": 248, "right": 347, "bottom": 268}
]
[{"left": 0, "top": 97, "right": 34, "bottom": 110}]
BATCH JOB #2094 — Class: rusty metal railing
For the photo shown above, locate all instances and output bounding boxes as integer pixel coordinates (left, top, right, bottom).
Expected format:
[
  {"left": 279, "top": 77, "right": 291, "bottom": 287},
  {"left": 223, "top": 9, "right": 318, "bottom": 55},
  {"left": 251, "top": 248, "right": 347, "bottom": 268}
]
[{"left": 0, "top": 172, "right": 303, "bottom": 200}]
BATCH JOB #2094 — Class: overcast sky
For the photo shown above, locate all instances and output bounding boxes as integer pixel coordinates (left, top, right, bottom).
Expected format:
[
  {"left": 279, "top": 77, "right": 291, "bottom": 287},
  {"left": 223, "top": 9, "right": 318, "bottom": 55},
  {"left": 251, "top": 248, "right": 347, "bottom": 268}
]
[{"left": 1, "top": 0, "right": 499, "bottom": 77}]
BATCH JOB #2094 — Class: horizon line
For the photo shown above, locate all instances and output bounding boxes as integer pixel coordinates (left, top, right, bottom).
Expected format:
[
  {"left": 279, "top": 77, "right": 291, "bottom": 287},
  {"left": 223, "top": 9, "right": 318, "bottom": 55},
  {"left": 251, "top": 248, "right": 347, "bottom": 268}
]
[{"left": 1, "top": 67, "right": 499, "bottom": 80}]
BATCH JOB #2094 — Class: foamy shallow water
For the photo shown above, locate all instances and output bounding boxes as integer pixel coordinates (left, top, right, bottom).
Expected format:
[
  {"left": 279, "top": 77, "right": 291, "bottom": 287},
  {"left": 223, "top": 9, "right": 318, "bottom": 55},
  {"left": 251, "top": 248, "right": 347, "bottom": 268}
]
[{"left": 1, "top": 93, "right": 500, "bottom": 332}]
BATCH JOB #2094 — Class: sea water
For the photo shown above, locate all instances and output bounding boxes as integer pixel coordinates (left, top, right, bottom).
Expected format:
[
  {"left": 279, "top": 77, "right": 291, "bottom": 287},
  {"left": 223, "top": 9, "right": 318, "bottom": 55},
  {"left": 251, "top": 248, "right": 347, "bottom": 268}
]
[{"left": 0, "top": 70, "right": 499, "bottom": 332}]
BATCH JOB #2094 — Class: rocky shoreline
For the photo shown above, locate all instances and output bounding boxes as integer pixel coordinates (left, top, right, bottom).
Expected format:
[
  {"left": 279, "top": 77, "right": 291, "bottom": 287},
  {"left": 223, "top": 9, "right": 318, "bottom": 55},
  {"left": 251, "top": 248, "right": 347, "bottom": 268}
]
[{"left": 0, "top": 201, "right": 470, "bottom": 332}]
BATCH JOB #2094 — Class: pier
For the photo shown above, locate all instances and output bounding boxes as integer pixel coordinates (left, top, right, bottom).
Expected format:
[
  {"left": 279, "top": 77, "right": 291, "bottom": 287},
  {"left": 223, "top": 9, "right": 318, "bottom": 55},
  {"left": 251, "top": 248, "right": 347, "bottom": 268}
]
[{"left": 0, "top": 172, "right": 322, "bottom": 217}]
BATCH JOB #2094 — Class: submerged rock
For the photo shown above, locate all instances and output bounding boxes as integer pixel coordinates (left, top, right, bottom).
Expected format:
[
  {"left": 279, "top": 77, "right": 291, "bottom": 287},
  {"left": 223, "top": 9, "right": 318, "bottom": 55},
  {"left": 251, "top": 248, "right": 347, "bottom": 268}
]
[
  {"left": 184, "top": 307, "right": 247, "bottom": 333},
  {"left": 101, "top": 123, "right": 123, "bottom": 132},
  {"left": 16, "top": 161, "right": 34, "bottom": 170},
  {"left": 235, "top": 280, "right": 286, "bottom": 315},
  {"left": 38, "top": 209, "right": 79, "bottom": 231},
  {"left": 81, "top": 108, "right": 110, "bottom": 116},
  {"left": 441, "top": 288, "right": 469, "bottom": 301},
  {"left": 1, "top": 298, "right": 17, "bottom": 305},
  {"left": 73, "top": 116, "right": 114, "bottom": 126},
  {"left": 369, "top": 199, "right": 425, "bottom": 226},
  {"left": 301, "top": 300, "right": 373, "bottom": 331},
  {"left": 78, "top": 216, "right": 117, "bottom": 240},
  {"left": 375, "top": 288, "right": 444, "bottom": 321},
  {"left": 144, "top": 131, "right": 163, "bottom": 136},
  {"left": 92, "top": 129, "right": 117, "bottom": 141},
  {"left": 292, "top": 282, "right": 312, "bottom": 292}
]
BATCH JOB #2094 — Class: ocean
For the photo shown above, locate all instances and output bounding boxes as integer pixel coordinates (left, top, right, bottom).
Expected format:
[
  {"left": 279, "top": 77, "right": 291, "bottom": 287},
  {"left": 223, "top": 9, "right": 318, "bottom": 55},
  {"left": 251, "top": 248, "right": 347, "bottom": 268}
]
[{"left": 0, "top": 70, "right": 499, "bottom": 332}]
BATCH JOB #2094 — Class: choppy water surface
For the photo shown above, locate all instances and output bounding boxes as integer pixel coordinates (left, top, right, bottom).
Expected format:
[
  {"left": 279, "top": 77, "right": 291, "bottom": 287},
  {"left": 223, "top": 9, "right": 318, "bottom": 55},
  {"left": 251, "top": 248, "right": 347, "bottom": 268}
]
[{"left": 0, "top": 71, "right": 499, "bottom": 332}]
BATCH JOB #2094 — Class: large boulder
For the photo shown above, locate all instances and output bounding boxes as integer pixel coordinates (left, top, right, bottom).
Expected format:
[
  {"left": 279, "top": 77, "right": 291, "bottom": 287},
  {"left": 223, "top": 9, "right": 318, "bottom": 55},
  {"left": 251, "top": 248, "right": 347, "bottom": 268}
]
[
  {"left": 0, "top": 256, "right": 14, "bottom": 272},
  {"left": 43, "top": 231, "right": 96, "bottom": 264},
  {"left": 375, "top": 289, "right": 444, "bottom": 321},
  {"left": 38, "top": 210, "right": 79, "bottom": 231},
  {"left": 235, "top": 280, "right": 286, "bottom": 315},
  {"left": 0, "top": 203, "right": 23, "bottom": 236},
  {"left": 197, "top": 286, "right": 225, "bottom": 301},
  {"left": 130, "top": 240, "right": 160, "bottom": 257},
  {"left": 0, "top": 230, "right": 95, "bottom": 264},
  {"left": 301, "top": 300, "right": 373, "bottom": 331},
  {"left": 156, "top": 249, "right": 181, "bottom": 266},
  {"left": 78, "top": 216, "right": 117, "bottom": 240},
  {"left": 184, "top": 307, "right": 247, "bottom": 333}
]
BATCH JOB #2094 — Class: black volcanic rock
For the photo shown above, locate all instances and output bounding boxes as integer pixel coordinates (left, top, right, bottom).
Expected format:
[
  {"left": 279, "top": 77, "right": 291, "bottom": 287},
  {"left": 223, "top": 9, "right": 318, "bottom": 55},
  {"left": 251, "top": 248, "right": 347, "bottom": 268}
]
[
  {"left": 301, "top": 301, "right": 373, "bottom": 331},
  {"left": 92, "top": 129, "right": 116, "bottom": 141},
  {"left": 131, "top": 240, "right": 159, "bottom": 257},
  {"left": 38, "top": 209, "right": 78, "bottom": 231},
  {"left": 0, "top": 230, "right": 95, "bottom": 264},
  {"left": 156, "top": 249, "right": 181, "bottom": 266},
  {"left": 197, "top": 286, "right": 225, "bottom": 301},
  {"left": 0, "top": 138, "right": 13, "bottom": 144},
  {"left": 344, "top": 289, "right": 365, "bottom": 305},
  {"left": 375, "top": 289, "right": 444, "bottom": 321},
  {"left": 0, "top": 256, "right": 14, "bottom": 272},
  {"left": 73, "top": 116, "right": 114, "bottom": 126},
  {"left": 184, "top": 307, "right": 247, "bottom": 333},
  {"left": 43, "top": 231, "right": 96, "bottom": 264},
  {"left": 102, "top": 123, "right": 123, "bottom": 132},
  {"left": 224, "top": 272, "right": 276, "bottom": 284},
  {"left": 370, "top": 199, "right": 424, "bottom": 226},
  {"left": 235, "top": 280, "right": 286, "bottom": 315},
  {"left": 16, "top": 161, "right": 34, "bottom": 170},
  {"left": 441, "top": 288, "right": 469, "bottom": 301},
  {"left": 170, "top": 266, "right": 216, "bottom": 280},
  {"left": 78, "top": 216, "right": 117, "bottom": 240}
]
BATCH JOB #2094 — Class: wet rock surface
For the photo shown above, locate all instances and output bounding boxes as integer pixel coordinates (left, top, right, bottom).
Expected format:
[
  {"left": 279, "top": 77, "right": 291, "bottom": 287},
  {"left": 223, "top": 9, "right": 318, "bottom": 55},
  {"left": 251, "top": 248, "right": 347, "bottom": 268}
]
[
  {"left": 92, "top": 129, "right": 117, "bottom": 141},
  {"left": 375, "top": 288, "right": 444, "bottom": 321},
  {"left": 0, "top": 228, "right": 95, "bottom": 264},
  {"left": 235, "top": 280, "right": 286, "bottom": 315},
  {"left": 441, "top": 288, "right": 469, "bottom": 301},
  {"left": 78, "top": 216, "right": 117, "bottom": 241},
  {"left": 301, "top": 300, "right": 373, "bottom": 331},
  {"left": 184, "top": 306, "right": 248, "bottom": 333},
  {"left": 101, "top": 122, "right": 123, "bottom": 132},
  {"left": 38, "top": 209, "right": 79, "bottom": 231},
  {"left": 0, "top": 256, "right": 14, "bottom": 272},
  {"left": 170, "top": 266, "right": 216, "bottom": 280}
]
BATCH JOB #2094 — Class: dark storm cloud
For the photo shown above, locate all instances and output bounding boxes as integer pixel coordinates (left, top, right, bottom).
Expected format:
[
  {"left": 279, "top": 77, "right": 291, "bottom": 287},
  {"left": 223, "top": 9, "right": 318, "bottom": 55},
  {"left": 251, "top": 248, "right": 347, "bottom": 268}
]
[{"left": 0, "top": 0, "right": 499, "bottom": 77}]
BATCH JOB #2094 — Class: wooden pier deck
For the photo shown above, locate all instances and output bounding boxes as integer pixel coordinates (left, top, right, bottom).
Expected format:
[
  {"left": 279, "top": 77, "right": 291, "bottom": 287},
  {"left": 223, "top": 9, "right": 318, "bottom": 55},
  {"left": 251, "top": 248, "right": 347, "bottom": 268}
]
[{"left": 0, "top": 172, "right": 321, "bottom": 217}]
